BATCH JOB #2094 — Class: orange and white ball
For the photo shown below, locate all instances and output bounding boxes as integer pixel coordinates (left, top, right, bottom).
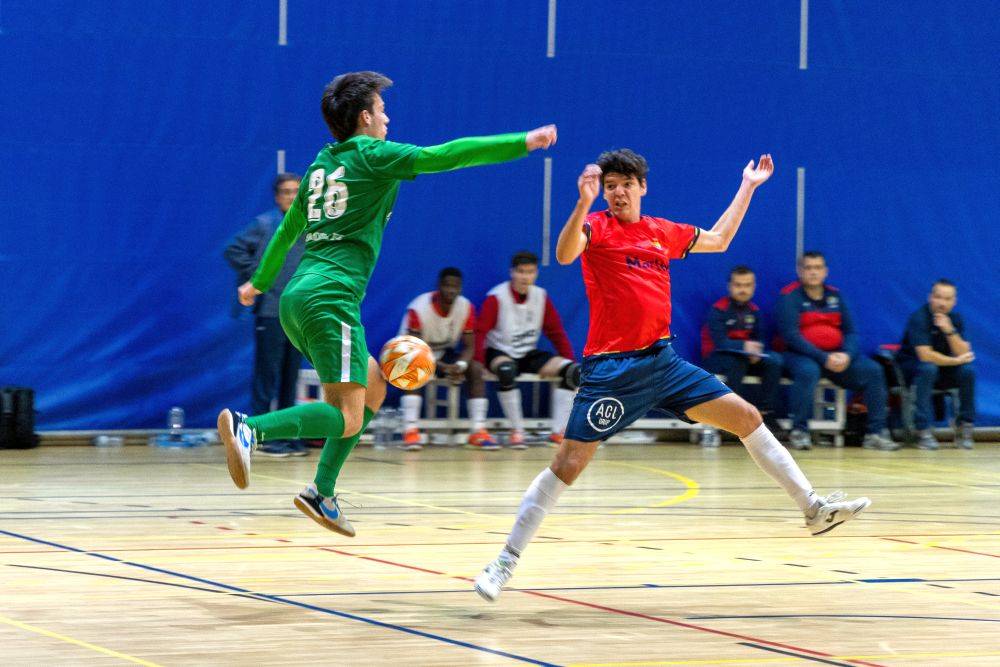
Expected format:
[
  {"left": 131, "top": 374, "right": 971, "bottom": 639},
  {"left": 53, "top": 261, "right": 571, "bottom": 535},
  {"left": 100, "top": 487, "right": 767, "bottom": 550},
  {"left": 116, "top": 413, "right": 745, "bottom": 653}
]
[{"left": 379, "top": 335, "right": 436, "bottom": 390}]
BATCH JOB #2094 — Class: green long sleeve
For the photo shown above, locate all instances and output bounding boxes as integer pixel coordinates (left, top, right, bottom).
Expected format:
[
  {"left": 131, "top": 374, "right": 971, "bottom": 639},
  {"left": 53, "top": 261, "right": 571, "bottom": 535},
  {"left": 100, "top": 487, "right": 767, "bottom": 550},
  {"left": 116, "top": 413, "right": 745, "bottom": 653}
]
[
  {"left": 413, "top": 132, "right": 528, "bottom": 174},
  {"left": 251, "top": 204, "right": 307, "bottom": 292}
]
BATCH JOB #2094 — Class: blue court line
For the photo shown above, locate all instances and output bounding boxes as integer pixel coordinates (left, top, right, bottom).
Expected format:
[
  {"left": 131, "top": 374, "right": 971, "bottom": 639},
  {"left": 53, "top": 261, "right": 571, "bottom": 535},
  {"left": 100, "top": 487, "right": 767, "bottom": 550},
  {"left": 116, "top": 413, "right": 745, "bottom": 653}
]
[
  {"left": 738, "top": 641, "right": 855, "bottom": 667},
  {"left": 690, "top": 614, "right": 1000, "bottom": 624},
  {"left": 0, "top": 529, "right": 558, "bottom": 666}
]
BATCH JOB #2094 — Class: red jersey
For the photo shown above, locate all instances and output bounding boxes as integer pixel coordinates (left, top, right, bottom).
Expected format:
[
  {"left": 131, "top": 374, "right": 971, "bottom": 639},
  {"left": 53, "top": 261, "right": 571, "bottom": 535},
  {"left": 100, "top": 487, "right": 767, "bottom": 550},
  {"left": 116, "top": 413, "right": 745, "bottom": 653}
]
[{"left": 581, "top": 210, "right": 699, "bottom": 356}]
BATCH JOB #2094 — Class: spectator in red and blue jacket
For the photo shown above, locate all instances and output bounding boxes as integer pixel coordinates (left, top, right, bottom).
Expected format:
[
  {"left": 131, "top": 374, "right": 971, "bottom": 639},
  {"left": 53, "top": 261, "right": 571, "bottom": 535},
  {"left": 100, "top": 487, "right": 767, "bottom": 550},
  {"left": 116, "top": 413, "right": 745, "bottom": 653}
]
[
  {"left": 776, "top": 251, "right": 897, "bottom": 451},
  {"left": 701, "top": 266, "right": 784, "bottom": 434}
]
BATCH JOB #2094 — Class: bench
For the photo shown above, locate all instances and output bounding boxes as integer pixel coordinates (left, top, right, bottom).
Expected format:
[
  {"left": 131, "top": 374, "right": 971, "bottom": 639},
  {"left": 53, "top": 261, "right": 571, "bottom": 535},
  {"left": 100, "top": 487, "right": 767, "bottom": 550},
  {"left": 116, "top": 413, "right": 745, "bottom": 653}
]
[{"left": 295, "top": 369, "right": 845, "bottom": 445}]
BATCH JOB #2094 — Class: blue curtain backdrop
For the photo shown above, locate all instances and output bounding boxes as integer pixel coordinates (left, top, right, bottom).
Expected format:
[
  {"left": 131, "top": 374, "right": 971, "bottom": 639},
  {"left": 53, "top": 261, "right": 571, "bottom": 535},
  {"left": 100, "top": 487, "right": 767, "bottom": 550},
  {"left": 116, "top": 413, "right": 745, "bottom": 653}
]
[{"left": 1, "top": 1, "right": 997, "bottom": 428}]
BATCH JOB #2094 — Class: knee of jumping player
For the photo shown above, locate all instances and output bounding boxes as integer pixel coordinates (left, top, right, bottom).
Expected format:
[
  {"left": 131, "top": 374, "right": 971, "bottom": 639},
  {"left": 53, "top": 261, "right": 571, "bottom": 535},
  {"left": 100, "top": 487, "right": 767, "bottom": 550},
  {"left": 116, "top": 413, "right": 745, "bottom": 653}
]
[
  {"left": 549, "top": 443, "right": 594, "bottom": 485},
  {"left": 732, "top": 399, "right": 763, "bottom": 438}
]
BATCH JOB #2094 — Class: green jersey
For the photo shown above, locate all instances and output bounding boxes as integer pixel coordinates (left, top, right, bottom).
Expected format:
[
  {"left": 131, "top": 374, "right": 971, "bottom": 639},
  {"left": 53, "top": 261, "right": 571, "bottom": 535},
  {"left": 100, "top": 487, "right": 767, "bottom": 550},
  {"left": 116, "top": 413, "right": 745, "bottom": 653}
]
[{"left": 252, "top": 132, "right": 528, "bottom": 301}]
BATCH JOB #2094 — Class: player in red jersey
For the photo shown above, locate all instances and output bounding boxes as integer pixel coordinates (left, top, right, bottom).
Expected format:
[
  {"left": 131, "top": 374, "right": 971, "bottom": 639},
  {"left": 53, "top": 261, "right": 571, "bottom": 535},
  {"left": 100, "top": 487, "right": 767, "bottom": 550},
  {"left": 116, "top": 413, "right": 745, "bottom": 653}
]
[{"left": 475, "top": 149, "right": 872, "bottom": 602}]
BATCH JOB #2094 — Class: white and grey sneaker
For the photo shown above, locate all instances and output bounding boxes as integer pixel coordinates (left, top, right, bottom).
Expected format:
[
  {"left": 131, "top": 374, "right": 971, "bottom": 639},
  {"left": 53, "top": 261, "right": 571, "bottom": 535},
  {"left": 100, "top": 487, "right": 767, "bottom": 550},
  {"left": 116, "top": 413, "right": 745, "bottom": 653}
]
[
  {"left": 955, "top": 423, "right": 974, "bottom": 450},
  {"left": 916, "top": 429, "right": 940, "bottom": 451},
  {"left": 788, "top": 429, "right": 812, "bottom": 450},
  {"left": 806, "top": 491, "right": 871, "bottom": 536},
  {"left": 862, "top": 431, "right": 901, "bottom": 451},
  {"left": 217, "top": 409, "right": 256, "bottom": 489},
  {"left": 293, "top": 484, "right": 356, "bottom": 537},
  {"left": 474, "top": 555, "right": 517, "bottom": 602}
]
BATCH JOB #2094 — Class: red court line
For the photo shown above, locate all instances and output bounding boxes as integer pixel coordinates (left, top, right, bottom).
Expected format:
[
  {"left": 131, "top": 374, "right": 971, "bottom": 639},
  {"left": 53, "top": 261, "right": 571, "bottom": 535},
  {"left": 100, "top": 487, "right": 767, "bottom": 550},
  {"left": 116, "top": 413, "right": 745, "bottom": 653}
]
[
  {"left": 314, "top": 546, "right": 885, "bottom": 667},
  {"left": 2, "top": 532, "right": 991, "bottom": 556},
  {"left": 881, "top": 537, "right": 999, "bottom": 558}
]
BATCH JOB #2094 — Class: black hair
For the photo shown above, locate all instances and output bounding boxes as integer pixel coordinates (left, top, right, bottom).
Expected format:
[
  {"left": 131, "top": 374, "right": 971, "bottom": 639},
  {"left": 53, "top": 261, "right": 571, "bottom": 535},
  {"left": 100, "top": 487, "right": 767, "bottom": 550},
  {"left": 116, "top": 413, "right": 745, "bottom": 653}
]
[
  {"left": 438, "top": 267, "right": 463, "bottom": 282},
  {"left": 932, "top": 278, "right": 956, "bottom": 290},
  {"left": 511, "top": 251, "right": 539, "bottom": 268},
  {"left": 798, "top": 250, "right": 826, "bottom": 266},
  {"left": 729, "top": 265, "right": 754, "bottom": 280},
  {"left": 596, "top": 149, "right": 649, "bottom": 184},
  {"left": 273, "top": 173, "right": 301, "bottom": 193},
  {"left": 321, "top": 71, "right": 393, "bottom": 142}
]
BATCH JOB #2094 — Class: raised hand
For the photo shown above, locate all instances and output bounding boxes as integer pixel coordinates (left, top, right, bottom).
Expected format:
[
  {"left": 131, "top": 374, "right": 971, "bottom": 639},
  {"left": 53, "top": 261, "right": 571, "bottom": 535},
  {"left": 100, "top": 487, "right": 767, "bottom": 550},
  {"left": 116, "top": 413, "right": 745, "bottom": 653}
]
[
  {"left": 743, "top": 154, "right": 774, "bottom": 187},
  {"left": 238, "top": 280, "right": 262, "bottom": 307},
  {"left": 526, "top": 124, "right": 558, "bottom": 151},
  {"left": 578, "top": 163, "right": 602, "bottom": 203}
]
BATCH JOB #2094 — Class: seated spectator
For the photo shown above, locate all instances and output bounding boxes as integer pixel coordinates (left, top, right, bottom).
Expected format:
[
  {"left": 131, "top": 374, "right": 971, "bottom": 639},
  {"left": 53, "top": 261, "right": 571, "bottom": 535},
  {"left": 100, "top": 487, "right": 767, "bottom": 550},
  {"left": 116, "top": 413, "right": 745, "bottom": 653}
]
[
  {"left": 398, "top": 268, "right": 497, "bottom": 450},
  {"left": 896, "top": 279, "right": 975, "bottom": 450},
  {"left": 776, "top": 251, "right": 898, "bottom": 451},
  {"left": 476, "top": 251, "right": 579, "bottom": 449},
  {"left": 702, "top": 266, "right": 784, "bottom": 439}
]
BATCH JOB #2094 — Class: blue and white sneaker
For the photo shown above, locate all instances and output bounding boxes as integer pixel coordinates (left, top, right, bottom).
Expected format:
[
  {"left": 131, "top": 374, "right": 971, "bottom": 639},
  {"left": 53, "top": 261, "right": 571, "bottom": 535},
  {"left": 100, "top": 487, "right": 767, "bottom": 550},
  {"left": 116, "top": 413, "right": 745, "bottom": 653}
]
[
  {"left": 293, "top": 483, "right": 356, "bottom": 537},
  {"left": 217, "top": 409, "right": 256, "bottom": 489}
]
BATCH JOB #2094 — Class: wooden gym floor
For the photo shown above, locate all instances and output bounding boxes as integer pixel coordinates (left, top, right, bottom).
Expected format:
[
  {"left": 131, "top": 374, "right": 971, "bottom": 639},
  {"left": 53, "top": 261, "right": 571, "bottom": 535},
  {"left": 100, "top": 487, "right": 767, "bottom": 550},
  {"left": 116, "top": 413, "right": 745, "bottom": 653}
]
[{"left": 1, "top": 442, "right": 998, "bottom": 666}]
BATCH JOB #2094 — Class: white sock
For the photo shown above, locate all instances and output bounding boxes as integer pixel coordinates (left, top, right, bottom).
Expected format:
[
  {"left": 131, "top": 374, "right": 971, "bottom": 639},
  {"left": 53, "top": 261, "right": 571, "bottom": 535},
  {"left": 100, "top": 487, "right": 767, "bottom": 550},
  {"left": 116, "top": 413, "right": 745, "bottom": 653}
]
[
  {"left": 740, "top": 423, "right": 817, "bottom": 512},
  {"left": 467, "top": 397, "right": 488, "bottom": 431},
  {"left": 551, "top": 388, "right": 575, "bottom": 434},
  {"left": 503, "top": 468, "right": 568, "bottom": 559},
  {"left": 401, "top": 394, "right": 422, "bottom": 429},
  {"left": 497, "top": 388, "right": 524, "bottom": 433}
]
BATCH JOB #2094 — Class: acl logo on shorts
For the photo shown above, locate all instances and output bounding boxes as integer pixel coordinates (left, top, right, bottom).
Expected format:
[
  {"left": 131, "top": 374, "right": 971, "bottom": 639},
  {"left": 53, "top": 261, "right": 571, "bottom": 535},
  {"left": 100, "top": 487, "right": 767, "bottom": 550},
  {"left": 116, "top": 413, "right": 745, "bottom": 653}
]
[{"left": 587, "top": 397, "right": 625, "bottom": 432}]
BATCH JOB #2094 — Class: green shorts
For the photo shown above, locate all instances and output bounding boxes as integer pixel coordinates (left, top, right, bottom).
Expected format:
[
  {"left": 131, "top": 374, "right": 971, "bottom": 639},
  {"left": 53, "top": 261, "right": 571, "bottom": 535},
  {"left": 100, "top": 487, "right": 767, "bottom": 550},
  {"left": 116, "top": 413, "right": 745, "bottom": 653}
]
[{"left": 279, "top": 273, "right": 370, "bottom": 386}]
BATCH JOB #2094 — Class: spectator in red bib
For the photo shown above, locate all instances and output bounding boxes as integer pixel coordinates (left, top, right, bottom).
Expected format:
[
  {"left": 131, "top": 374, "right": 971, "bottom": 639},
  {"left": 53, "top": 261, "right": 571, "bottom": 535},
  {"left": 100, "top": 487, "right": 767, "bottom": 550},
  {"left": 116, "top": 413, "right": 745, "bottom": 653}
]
[{"left": 776, "top": 251, "right": 897, "bottom": 451}]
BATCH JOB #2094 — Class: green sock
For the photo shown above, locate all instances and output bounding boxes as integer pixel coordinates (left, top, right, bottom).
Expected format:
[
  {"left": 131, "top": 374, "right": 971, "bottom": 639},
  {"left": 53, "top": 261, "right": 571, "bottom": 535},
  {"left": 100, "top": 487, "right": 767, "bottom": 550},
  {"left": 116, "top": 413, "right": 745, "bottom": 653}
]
[
  {"left": 314, "top": 407, "right": 374, "bottom": 497},
  {"left": 246, "top": 402, "right": 345, "bottom": 442}
]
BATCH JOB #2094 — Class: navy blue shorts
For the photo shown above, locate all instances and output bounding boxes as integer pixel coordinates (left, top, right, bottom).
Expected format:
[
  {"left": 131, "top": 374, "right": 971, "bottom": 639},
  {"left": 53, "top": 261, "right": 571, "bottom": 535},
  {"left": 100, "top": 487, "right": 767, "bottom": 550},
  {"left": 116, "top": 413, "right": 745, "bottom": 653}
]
[{"left": 564, "top": 340, "right": 731, "bottom": 442}]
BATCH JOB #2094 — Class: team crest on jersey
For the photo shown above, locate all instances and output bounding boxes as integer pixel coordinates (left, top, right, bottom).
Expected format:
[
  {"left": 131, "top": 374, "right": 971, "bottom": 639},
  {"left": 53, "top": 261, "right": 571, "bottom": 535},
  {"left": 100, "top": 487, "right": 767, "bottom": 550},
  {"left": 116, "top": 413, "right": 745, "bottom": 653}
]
[
  {"left": 650, "top": 238, "right": 663, "bottom": 250},
  {"left": 587, "top": 397, "right": 625, "bottom": 432},
  {"left": 827, "top": 296, "right": 839, "bottom": 307}
]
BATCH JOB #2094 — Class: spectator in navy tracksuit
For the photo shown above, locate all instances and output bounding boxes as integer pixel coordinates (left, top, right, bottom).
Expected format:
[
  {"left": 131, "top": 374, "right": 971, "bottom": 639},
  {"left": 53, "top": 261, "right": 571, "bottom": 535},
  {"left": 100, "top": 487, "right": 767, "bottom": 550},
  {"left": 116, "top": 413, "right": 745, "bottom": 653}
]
[
  {"left": 224, "top": 173, "right": 307, "bottom": 458},
  {"left": 776, "top": 251, "right": 898, "bottom": 451},
  {"left": 701, "top": 266, "right": 784, "bottom": 433},
  {"left": 896, "top": 279, "right": 976, "bottom": 450}
]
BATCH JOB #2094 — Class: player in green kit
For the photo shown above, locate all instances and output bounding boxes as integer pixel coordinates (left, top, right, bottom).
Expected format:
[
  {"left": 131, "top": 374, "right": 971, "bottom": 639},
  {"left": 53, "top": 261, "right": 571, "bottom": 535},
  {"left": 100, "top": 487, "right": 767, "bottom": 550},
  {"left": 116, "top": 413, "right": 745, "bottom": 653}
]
[{"left": 217, "top": 71, "right": 557, "bottom": 536}]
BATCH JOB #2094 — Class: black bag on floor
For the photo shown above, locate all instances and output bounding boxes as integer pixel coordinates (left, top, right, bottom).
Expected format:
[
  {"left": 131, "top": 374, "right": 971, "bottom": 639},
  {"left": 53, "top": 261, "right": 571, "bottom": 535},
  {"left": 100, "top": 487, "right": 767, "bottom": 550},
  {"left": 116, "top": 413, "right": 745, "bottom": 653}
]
[{"left": 1, "top": 387, "right": 39, "bottom": 449}]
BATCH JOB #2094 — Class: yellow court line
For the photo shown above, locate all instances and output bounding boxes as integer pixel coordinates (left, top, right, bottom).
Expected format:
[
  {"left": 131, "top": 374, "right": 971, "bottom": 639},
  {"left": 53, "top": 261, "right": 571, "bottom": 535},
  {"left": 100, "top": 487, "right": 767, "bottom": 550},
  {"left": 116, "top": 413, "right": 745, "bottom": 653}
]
[
  {"left": 572, "top": 649, "right": 1000, "bottom": 666},
  {"left": 0, "top": 613, "right": 163, "bottom": 666},
  {"left": 192, "top": 463, "right": 493, "bottom": 518},
  {"left": 603, "top": 461, "right": 700, "bottom": 514}
]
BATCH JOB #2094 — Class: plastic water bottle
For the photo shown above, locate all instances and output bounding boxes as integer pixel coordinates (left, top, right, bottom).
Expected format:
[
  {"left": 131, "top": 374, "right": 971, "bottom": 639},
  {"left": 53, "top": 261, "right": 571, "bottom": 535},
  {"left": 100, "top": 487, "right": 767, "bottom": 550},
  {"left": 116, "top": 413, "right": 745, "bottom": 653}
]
[
  {"left": 373, "top": 408, "right": 392, "bottom": 449},
  {"left": 168, "top": 407, "right": 185, "bottom": 432}
]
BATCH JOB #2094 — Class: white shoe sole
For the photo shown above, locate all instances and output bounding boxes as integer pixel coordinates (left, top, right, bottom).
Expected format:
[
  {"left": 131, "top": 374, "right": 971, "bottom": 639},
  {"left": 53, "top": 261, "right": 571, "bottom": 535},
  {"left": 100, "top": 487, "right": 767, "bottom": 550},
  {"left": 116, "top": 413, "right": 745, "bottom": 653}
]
[
  {"left": 293, "top": 496, "right": 356, "bottom": 537},
  {"left": 474, "top": 579, "right": 499, "bottom": 603},
  {"left": 217, "top": 410, "right": 249, "bottom": 489}
]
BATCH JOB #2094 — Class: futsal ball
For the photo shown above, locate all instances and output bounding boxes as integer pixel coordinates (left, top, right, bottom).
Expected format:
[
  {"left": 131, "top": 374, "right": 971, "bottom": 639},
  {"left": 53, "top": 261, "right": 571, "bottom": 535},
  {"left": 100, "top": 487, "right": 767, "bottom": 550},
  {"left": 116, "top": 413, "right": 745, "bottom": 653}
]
[{"left": 379, "top": 335, "right": 436, "bottom": 390}]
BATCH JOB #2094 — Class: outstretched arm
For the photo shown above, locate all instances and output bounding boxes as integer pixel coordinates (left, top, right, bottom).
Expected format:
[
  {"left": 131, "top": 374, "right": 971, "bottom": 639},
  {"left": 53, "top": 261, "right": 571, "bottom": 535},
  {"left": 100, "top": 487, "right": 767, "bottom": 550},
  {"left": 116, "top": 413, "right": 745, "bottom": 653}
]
[
  {"left": 691, "top": 154, "right": 773, "bottom": 253},
  {"left": 412, "top": 125, "right": 557, "bottom": 174},
  {"left": 556, "top": 163, "right": 601, "bottom": 265},
  {"left": 240, "top": 205, "right": 307, "bottom": 306}
]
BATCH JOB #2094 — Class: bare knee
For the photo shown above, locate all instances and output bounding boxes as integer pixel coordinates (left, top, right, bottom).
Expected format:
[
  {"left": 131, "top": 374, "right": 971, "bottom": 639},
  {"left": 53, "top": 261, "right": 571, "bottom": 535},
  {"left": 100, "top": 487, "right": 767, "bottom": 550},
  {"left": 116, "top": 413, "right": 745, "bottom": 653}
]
[
  {"left": 734, "top": 401, "right": 763, "bottom": 438},
  {"left": 549, "top": 441, "right": 597, "bottom": 485},
  {"left": 338, "top": 406, "right": 364, "bottom": 438}
]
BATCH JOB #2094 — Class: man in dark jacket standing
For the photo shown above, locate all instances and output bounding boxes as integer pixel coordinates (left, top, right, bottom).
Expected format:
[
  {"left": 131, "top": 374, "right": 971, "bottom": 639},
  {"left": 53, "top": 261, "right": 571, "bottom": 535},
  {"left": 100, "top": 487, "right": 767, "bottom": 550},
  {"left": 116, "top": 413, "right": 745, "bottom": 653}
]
[
  {"left": 224, "top": 173, "right": 307, "bottom": 457},
  {"left": 776, "top": 252, "right": 897, "bottom": 451}
]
